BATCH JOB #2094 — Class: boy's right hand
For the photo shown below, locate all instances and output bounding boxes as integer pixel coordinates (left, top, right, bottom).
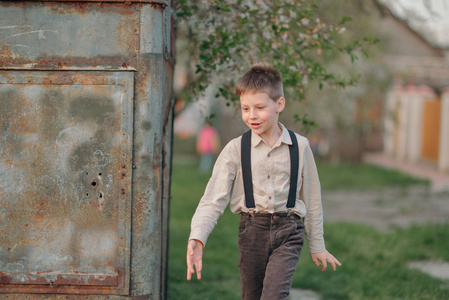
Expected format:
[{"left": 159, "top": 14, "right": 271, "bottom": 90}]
[{"left": 186, "top": 239, "right": 204, "bottom": 280}]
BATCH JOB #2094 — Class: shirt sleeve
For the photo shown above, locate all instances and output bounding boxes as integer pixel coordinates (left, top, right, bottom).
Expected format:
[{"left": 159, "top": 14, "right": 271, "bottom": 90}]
[
  {"left": 188, "top": 140, "right": 238, "bottom": 247},
  {"left": 300, "top": 139, "right": 326, "bottom": 253}
]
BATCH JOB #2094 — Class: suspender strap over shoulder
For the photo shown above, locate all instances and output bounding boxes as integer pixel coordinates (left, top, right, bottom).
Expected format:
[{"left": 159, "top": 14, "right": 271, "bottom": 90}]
[
  {"left": 286, "top": 130, "right": 299, "bottom": 208},
  {"left": 241, "top": 129, "right": 299, "bottom": 210},
  {"left": 241, "top": 131, "right": 255, "bottom": 209}
]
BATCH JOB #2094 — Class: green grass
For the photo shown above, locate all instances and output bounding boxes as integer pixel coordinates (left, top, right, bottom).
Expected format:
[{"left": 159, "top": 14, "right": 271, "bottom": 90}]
[
  {"left": 168, "top": 160, "right": 241, "bottom": 300},
  {"left": 316, "top": 161, "right": 429, "bottom": 191},
  {"left": 293, "top": 223, "right": 449, "bottom": 300},
  {"left": 168, "top": 159, "right": 445, "bottom": 300}
]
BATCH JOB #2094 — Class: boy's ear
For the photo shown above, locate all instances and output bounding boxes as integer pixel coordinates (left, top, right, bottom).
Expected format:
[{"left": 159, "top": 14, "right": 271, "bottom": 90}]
[{"left": 277, "top": 97, "right": 285, "bottom": 113}]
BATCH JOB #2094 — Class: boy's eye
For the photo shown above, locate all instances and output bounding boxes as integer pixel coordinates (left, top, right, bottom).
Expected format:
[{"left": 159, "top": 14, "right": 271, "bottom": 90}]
[{"left": 257, "top": 107, "right": 264, "bottom": 110}]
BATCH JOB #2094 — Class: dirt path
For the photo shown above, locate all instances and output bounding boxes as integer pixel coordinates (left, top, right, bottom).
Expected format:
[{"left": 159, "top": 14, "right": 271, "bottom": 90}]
[{"left": 322, "top": 185, "right": 449, "bottom": 231}]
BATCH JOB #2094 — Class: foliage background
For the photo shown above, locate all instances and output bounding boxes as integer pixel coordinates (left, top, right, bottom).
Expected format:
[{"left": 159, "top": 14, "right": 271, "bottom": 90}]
[
  {"left": 175, "top": 0, "right": 378, "bottom": 128},
  {"left": 174, "top": 0, "right": 391, "bottom": 162}
]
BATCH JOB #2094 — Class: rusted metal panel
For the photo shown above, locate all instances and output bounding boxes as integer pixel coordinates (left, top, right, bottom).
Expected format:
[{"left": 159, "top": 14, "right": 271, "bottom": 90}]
[
  {"left": 0, "top": 71, "right": 133, "bottom": 295},
  {"left": 0, "top": 2, "right": 139, "bottom": 71},
  {"left": 0, "top": 0, "right": 175, "bottom": 297}
]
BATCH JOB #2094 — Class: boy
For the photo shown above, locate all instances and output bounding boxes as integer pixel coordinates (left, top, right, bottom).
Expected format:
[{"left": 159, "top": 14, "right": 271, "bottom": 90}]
[{"left": 186, "top": 63, "right": 341, "bottom": 300}]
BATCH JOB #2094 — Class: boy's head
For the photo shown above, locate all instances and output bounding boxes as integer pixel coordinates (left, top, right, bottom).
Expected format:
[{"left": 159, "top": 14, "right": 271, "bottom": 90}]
[
  {"left": 237, "top": 63, "right": 286, "bottom": 141},
  {"left": 236, "top": 63, "right": 284, "bottom": 101}
]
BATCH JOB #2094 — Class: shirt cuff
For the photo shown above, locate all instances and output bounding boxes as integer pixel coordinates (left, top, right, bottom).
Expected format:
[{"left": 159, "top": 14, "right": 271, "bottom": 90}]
[
  {"left": 188, "top": 232, "right": 208, "bottom": 248},
  {"left": 307, "top": 238, "right": 326, "bottom": 254}
]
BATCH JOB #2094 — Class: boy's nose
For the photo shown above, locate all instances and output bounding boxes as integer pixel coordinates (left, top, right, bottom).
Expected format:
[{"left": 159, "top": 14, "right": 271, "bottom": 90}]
[{"left": 249, "top": 110, "right": 257, "bottom": 119}]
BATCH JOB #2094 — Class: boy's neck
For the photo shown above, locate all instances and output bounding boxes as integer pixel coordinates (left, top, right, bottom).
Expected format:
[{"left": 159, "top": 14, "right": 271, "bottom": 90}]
[{"left": 257, "top": 123, "right": 282, "bottom": 147}]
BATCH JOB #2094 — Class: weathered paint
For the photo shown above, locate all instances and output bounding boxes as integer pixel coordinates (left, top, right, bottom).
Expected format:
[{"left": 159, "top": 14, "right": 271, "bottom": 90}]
[
  {"left": 0, "top": 0, "right": 174, "bottom": 298},
  {"left": 160, "top": 61, "right": 175, "bottom": 300},
  {"left": 129, "top": 5, "right": 165, "bottom": 298},
  {"left": 0, "top": 2, "right": 139, "bottom": 70},
  {"left": 0, "top": 71, "right": 133, "bottom": 295}
]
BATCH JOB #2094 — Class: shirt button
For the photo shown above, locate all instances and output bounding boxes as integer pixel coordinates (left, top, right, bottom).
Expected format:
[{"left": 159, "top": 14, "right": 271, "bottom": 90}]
[
  {"left": 268, "top": 196, "right": 272, "bottom": 200},
  {"left": 267, "top": 175, "right": 270, "bottom": 179},
  {"left": 267, "top": 154, "right": 271, "bottom": 158}
]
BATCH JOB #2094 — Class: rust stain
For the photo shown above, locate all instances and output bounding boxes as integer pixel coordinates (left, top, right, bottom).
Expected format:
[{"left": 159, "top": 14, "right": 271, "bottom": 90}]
[
  {"left": 0, "top": 55, "right": 137, "bottom": 71},
  {"left": 152, "top": 133, "right": 162, "bottom": 214},
  {"left": 0, "top": 273, "right": 12, "bottom": 284},
  {"left": 46, "top": 1, "right": 140, "bottom": 16},
  {"left": 0, "top": 284, "right": 125, "bottom": 295},
  {"left": 0, "top": 45, "right": 14, "bottom": 62},
  {"left": 0, "top": 270, "right": 120, "bottom": 287},
  {"left": 149, "top": 2, "right": 166, "bottom": 10}
]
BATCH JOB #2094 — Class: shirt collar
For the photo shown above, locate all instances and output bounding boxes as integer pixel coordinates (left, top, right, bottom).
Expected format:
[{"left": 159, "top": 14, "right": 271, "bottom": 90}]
[
  {"left": 280, "top": 123, "right": 293, "bottom": 145},
  {"left": 250, "top": 123, "right": 292, "bottom": 148}
]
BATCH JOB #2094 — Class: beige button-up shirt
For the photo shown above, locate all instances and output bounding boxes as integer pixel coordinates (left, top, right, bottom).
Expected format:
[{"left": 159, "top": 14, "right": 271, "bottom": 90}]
[{"left": 189, "top": 123, "right": 326, "bottom": 253}]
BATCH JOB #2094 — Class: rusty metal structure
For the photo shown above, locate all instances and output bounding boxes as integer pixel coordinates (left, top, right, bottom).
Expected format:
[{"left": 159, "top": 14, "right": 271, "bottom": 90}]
[{"left": 0, "top": 1, "right": 175, "bottom": 299}]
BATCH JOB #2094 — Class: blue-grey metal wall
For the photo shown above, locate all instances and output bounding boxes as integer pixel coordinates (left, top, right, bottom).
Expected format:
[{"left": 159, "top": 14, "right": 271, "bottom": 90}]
[{"left": 0, "top": 1, "right": 175, "bottom": 299}]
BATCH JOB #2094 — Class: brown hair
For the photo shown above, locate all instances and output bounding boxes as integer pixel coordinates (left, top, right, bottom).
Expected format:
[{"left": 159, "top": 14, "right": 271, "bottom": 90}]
[{"left": 235, "top": 63, "right": 284, "bottom": 101}]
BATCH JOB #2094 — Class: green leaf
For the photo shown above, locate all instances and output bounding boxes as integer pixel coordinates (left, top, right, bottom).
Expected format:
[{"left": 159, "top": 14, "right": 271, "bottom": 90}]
[
  {"left": 363, "top": 36, "right": 380, "bottom": 44},
  {"left": 340, "top": 16, "right": 352, "bottom": 24}
]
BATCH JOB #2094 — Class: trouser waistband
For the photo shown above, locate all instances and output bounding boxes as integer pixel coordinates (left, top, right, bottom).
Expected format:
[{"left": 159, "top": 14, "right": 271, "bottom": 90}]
[{"left": 241, "top": 212, "right": 302, "bottom": 221}]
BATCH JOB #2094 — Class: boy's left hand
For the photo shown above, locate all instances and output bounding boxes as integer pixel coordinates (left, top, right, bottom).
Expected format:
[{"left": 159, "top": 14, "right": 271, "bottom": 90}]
[{"left": 310, "top": 250, "right": 341, "bottom": 271}]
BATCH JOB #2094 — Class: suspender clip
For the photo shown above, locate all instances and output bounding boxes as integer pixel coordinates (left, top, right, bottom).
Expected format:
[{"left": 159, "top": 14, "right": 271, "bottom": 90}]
[
  {"left": 248, "top": 209, "right": 255, "bottom": 217},
  {"left": 287, "top": 209, "right": 293, "bottom": 217}
]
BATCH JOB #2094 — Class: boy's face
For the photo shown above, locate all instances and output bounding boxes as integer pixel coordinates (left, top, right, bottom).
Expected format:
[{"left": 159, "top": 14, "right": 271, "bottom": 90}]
[{"left": 240, "top": 92, "right": 285, "bottom": 140}]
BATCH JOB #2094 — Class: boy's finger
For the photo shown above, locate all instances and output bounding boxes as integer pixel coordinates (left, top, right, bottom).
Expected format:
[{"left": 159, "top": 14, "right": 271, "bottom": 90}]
[
  {"left": 196, "top": 261, "right": 202, "bottom": 280},
  {"left": 330, "top": 260, "right": 337, "bottom": 271},
  {"left": 186, "top": 254, "right": 194, "bottom": 280},
  {"left": 321, "top": 260, "right": 327, "bottom": 272},
  {"left": 187, "top": 257, "right": 195, "bottom": 280},
  {"left": 330, "top": 257, "right": 341, "bottom": 271},
  {"left": 187, "top": 266, "right": 193, "bottom": 281},
  {"left": 311, "top": 257, "right": 321, "bottom": 267}
]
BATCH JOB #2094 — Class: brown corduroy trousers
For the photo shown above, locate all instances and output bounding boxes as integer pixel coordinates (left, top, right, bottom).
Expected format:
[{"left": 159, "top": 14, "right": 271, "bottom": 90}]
[{"left": 238, "top": 212, "right": 305, "bottom": 300}]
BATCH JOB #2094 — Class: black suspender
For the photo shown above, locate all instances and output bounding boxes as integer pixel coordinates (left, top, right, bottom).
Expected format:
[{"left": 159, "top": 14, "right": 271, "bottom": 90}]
[
  {"left": 241, "top": 131, "right": 255, "bottom": 209},
  {"left": 287, "top": 129, "right": 299, "bottom": 208},
  {"left": 241, "top": 129, "right": 299, "bottom": 211}
]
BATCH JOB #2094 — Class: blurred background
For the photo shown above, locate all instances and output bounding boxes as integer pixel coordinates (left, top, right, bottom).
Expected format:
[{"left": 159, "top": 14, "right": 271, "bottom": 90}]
[{"left": 168, "top": 0, "right": 449, "bottom": 299}]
